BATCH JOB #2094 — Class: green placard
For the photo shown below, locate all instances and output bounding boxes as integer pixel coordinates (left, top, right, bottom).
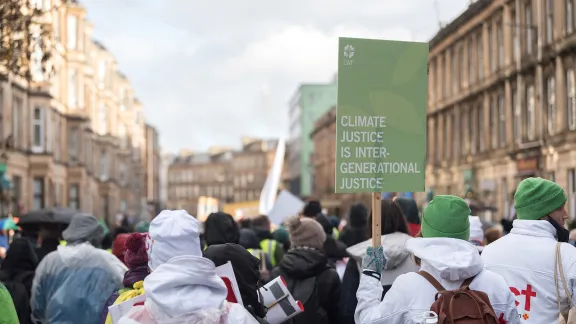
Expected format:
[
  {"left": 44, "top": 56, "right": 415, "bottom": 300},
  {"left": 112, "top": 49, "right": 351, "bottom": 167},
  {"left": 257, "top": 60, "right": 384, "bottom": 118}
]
[{"left": 335, "top": 37, "right": 428, "bottom": 193}]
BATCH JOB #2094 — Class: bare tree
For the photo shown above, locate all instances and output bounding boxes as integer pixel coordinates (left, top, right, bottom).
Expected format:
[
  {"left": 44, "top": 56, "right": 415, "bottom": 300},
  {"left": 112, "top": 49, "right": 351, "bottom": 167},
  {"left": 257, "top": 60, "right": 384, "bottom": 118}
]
[{"left": 0, "top": 0, "right": 50, "bottom": 80}]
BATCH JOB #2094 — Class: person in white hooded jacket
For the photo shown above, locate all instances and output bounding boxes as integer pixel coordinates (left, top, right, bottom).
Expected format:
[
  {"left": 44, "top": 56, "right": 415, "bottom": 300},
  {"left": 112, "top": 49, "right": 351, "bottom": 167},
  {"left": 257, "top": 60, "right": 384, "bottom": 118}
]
[
  {"left": 482, "top": 177, "right": 576, "bottom": 323},
  {"left": 346, "top": 199, "right": 419, "bottom": 293},
  {"left": 355, "top": 195, "right": 520, "bottom": 324},
  {"left": 118, "top": 210, "right": 259, "bottom": 324}
]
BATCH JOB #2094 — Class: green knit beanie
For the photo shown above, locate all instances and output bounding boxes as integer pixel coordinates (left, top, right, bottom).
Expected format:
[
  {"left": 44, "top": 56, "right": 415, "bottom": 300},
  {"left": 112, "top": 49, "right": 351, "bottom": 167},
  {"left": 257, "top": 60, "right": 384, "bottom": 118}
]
[
  {"left": 514, "top": 177, "right": 567, "bottom": 220},
  {"left": 421, "top": 195, "right": 471, "bottom": 240}
]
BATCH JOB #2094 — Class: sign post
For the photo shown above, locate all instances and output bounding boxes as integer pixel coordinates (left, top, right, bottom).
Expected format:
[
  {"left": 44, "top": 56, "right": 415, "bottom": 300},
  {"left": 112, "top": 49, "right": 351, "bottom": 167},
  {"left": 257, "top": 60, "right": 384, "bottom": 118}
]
[{"left": 336, "top": 37, "right": 428, "bottom": 248}]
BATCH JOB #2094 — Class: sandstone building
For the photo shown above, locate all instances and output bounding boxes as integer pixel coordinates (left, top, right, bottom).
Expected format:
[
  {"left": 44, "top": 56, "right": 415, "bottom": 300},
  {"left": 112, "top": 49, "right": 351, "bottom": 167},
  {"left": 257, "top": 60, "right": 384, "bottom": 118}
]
[{"left": 0, "top": 0, "right": 161, "bottom": 223}]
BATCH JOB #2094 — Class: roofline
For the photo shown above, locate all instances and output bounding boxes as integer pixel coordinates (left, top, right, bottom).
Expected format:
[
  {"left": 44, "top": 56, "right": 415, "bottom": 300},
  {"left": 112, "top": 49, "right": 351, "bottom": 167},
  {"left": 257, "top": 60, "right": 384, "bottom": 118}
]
[{"left": 428, "top": 0, "right": 493, "bottom": 50}]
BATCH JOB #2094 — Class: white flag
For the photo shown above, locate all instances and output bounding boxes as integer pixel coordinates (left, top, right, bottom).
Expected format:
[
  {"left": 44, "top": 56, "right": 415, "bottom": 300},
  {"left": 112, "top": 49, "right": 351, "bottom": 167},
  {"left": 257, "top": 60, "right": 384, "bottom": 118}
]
[{"left": 259, "top": 138, "right": 286, "bottom": 215}]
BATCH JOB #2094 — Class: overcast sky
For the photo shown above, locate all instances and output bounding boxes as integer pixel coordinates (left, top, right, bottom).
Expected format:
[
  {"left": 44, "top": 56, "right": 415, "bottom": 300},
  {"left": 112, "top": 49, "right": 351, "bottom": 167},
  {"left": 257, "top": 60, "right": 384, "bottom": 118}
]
[{"left": 81, "top": 0, "right": 468, "bottom": 153}]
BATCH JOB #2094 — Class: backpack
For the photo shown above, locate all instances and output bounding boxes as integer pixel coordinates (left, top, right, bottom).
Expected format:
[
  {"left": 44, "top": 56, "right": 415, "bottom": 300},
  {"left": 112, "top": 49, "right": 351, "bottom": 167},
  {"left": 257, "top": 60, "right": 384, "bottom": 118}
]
[
  {"left": 284, "top": 275, "right": 328, "bottom": 324},
  {"left": 418, "top": 271, "right": 499, "bottom": 324}
]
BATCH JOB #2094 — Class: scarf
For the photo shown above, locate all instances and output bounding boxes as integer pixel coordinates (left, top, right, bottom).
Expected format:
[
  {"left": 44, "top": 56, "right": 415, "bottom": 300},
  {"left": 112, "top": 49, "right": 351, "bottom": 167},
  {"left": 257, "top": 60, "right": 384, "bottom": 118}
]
[{"left": 123, "top": 265, "right": 149, "bottom": 288}]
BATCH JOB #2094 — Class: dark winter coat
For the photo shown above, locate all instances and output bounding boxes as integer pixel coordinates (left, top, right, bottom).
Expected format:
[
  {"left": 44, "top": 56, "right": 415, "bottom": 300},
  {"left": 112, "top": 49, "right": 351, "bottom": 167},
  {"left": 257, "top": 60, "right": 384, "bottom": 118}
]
[
  {"left": 270, "top": 248, "right": 340, "bottom": 324},
  {"left": 0, "top": 238, "right": 39, "bottom": 324}
]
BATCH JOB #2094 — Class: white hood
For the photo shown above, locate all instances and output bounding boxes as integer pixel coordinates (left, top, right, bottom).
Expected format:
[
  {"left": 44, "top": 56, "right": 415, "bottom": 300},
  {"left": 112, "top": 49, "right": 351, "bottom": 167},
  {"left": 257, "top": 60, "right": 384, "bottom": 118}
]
[
  {"left": 406, "top": 237, "right": 483, "bottom": 281},
  {"left": 144, "top": 255, "right": 228, "bottom": 319},
  {"left": 347, "top": 232, "right": 413, "bottom": 269},
  {"left": 57, "top": 242, "right": 127, "bottom": 276},
  {"left": 347, "top": 232, "right": 419, "bottom": 285}
]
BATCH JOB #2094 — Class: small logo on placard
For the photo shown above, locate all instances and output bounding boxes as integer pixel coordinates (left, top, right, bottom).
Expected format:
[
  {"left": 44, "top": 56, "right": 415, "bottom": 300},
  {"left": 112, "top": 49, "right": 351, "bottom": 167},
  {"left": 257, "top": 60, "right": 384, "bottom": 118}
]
[{"left": 343, "top": 44, "right": 355, "bottom": 58}]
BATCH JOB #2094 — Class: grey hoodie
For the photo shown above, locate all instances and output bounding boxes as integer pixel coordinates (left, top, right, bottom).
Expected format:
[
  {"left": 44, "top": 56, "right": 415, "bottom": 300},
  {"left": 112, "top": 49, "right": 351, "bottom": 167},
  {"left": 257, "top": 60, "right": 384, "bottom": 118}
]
[{"left": 347, "top": 232, "right": 419, "bottom": 285}]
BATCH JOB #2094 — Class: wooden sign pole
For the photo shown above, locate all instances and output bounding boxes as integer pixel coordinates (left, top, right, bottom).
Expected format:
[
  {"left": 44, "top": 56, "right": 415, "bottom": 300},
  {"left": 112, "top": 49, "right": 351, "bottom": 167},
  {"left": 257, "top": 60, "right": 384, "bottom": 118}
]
[{"left": 371, "top": 192, "right": 382, "bottom": 247}]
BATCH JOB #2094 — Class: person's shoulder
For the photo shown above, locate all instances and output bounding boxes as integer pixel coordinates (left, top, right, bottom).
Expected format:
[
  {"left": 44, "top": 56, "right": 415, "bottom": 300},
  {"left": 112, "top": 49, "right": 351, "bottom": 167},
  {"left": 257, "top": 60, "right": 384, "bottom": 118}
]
[
  {"left": 474, "top": 269, "right": 508, "bottom": 284},
  {"left": 319, "top": 266, "right": 340, "bottom": 281},
  {"left": 471, "top": 269, "right": 512, "bottom": 296},
  {"left": 392, "top": 271, "right": 426, "bottom": 288}
]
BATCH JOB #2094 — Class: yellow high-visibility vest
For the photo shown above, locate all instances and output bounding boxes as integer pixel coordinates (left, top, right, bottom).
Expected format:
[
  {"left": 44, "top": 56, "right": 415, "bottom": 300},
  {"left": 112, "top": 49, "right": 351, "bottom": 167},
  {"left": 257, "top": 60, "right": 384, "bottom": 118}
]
[
  {"left": 332, "top": 228, "right": 340, "bottom": 239},
  {"left": 260, "top": 239, "right": 277, "bottom": 266},
  {"left": 247, "top": 248, "right": 264, "bottom": 260}
]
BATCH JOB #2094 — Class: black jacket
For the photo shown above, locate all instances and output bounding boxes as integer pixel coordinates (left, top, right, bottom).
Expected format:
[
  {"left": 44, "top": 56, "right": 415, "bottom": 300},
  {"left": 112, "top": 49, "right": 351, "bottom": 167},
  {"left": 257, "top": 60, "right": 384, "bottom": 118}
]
[
  {"left": 270, "top": 248, "right": 340, "bottom": 324},
  {"left": 0, "top": 238, "right": 39, "bottom": 324}
]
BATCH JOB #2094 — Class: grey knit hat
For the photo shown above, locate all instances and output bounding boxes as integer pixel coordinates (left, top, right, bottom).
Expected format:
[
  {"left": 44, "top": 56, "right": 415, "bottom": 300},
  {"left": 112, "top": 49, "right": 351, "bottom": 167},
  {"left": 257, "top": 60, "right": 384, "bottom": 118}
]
[{"left": 286, "top": 216, "right": 326, "bottom": 249}]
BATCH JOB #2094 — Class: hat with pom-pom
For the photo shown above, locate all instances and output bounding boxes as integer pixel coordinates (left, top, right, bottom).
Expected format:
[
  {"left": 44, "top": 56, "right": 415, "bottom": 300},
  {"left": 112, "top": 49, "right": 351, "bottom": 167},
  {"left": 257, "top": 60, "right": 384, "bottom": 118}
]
[
  {"left": 124, "top": 233, "right": 148, "bottom": 269},
  {"left": 286, "top": 216, "right": 326, "bottom": 249}
]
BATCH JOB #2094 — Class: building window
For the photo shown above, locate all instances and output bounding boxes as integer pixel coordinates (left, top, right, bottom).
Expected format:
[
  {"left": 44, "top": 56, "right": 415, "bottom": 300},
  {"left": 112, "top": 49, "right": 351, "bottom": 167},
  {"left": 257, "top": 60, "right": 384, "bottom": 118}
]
[
  {"left": 12, "top": 97, "right": 21, "bottom": 148},
  {"left": 98, "top": 103, "right": 107, "bottom": 134},
  {"left": 525, "top": 2, "right": 533, "bottom": 54},
  {"left": 451, "top": 49, "right": 457, "bottom": 93},
  {"left": 98, "top": 60, "right": 106, "bottom": 88},
  {"left": 459, "top": 47, "right": 465, "bottom": 88},
  {"left": 498, "top": 95, "right": 506, "bottom": 146},
  {"left": 477, "top": 105, "right": 484, "bottom": 152},
  {"left": 469, "top": 108, "right": 475, "bottom": 154},
  {"left": 452, "top": 112, "right": 459, "bottom": 158},
  {"left": 68, "top": 68, "right": 77, "bottom": 108},
  {"left": 568, "top": 68, "right": 576, "bottom": 130},
  {"left": 442, "top": 116, "right": 447, "bottom": 159},
  {"left": 512, "top": 88, "right": 520, "bottom": 142},
  {"left": 120, "top": 88, "right": 127, "bottom": 112},
  {"left": 512, "top": 11, "right": 519, "bottom": 60},
  {"left": 549, "top": 171, "right": 556, "bottom": 182},
  {"left": 67, "top": 15, "right": 77, "bottom": 49},
  {"left": 461, "top": 110, "right": 468, "bottom": 155},
  {"left": 526, "top": 85, "right": 535, "bottom": 140},
  {"left": 30, "top": 28, "right": 44, "bottom": 82},
  {"left": 69, "top": 126, "right": 78, "bottom": 161},
  {"left": 546, "top": 0, "right": 554, "bottom": 43},
  {"left": 501, "top": 178, "right": 508, "bottom": 219},
  {"left": 69, "top": 184, "right": 79, "bottom": 210},
  {"left": 491, "top": 97, "right": 498, "bottom": 149},
  {"left": 119, "top": 162, "right": 126, "bottom": 185},
  {"left": 32, "top": 107, "right": 44, "bottom": 152},
  {"left": 53, "top": 9, "right": 60, "bottom": 42},
  {"left": 468, "top": 40, "right": 474, "bottom": 83},
  {"left": 488, "top": 25, "right": 494, "bottom": 72},
  {"left": 547, "top": 76, "right": 556, "bottom": 135},
  {"left": 568, "top": 0, "right": 574, "bottom": 34},
  {"left": 100, "top": 150, "right": 108, "bottom": 181},
  {"left": 570, "top": 169, "right": 576, "bottom": 219},
  {"left": 442, "top": 55, "right": 447, "bottom": 98},
  {"left": 477, "top": 33, "right": 483, "bottom": 79},
  {"left": 12, "top": 176, "right": 21, "bottom": 208},
  {"left": 33, "top": 177, "right": 45, "bottom": 210},
  {"left": 497, "top": 22, "right": 504, "bottom": 67}
]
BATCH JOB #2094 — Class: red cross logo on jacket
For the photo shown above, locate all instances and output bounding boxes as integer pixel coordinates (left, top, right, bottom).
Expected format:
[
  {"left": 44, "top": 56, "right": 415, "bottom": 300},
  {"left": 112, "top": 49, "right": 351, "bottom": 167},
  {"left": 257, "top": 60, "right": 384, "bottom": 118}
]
[{"left": 498, "top": 313, "right": 507, "bottom": 324}]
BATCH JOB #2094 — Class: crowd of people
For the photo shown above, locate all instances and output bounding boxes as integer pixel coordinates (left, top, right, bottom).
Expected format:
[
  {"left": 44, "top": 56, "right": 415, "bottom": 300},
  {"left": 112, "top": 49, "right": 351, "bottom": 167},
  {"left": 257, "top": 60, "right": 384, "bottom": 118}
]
[{"left": 0, "top": 177, "right": 576, "bottom": 323}]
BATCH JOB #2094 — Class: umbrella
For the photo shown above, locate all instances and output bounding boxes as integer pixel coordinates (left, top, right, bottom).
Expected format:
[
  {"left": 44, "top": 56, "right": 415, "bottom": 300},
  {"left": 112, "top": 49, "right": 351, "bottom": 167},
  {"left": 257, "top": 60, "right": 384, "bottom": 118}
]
[{"left": 17, "top": 207, "right": 77, "bottom": 226}]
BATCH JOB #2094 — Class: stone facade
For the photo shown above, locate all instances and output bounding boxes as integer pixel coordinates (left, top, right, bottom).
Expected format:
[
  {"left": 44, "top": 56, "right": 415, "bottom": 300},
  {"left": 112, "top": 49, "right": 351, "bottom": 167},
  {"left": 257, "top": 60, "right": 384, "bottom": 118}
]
[
  {"left": 425, "top": 0, "right": 576, "bottom": 220},
  {"left": 167, "top": 138, "right": 278, "bottom": 216},
  {"left": 0, "top": 0, "right": 160, "bottom": 223}
]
